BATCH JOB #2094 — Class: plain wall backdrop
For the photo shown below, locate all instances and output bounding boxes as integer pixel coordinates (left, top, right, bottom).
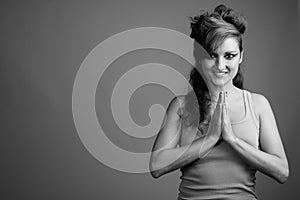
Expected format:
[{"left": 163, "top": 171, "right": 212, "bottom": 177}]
[{"left": 1, "top": 0, "right": 299, "bottom": 199}]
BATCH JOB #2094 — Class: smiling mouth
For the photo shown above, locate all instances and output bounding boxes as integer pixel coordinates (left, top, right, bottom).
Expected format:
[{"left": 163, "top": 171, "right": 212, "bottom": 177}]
[{"left": 214, "top": 71, "right": 229, "bottom": 75}]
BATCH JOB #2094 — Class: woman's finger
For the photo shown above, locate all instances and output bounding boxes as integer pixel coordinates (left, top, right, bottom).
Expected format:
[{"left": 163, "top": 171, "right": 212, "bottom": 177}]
[
  {"left": 224, "top": 91, "right": 227, "bottom": 104},
  {"left": 223, "top": 103, "right": 228, "bottom": 119},
  {"left": 217, "top": 91, "right": 223, "bottom": 105},
  {"left": 222, "top": 102, "right": 226, "bottom": 122},
  {"left": 225, "top": 92, "right": 229, "bottom": 115}
]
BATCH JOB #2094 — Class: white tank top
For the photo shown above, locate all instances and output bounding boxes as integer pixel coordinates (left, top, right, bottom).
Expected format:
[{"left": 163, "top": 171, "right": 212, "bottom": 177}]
[{"left": 178, "top": 90, "right": 260, "bottom": 200}]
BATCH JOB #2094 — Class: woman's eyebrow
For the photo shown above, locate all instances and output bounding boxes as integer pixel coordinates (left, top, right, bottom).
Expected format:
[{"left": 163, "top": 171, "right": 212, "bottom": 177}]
[{"left": 225, "top": 51, "right": 238, "bottom": 53}]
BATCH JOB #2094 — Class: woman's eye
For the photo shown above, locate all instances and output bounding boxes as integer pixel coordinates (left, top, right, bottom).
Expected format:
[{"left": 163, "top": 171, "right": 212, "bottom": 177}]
[
  {"left": 224, "top": 54, "right": 237, "bottom": 59},
  {"left": 210, "top": 54, "right": 217, "bottom": 58}
]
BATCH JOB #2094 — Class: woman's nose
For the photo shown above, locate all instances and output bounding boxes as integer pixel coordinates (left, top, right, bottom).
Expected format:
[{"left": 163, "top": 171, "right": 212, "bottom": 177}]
[{"left": 215, "top": 57, "right": 225, "bottom": 70}]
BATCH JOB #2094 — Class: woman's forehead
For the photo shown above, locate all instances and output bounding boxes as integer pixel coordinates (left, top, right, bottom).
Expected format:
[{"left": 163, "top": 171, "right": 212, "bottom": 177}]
[{"left": 215, "top": 37, "right": 240, "bottom": 53}]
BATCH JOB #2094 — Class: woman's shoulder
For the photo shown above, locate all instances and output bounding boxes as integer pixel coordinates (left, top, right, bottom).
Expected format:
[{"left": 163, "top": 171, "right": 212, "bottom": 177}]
[
  {"left": 249, "top": 91, "right": 270, "bottom": 105},
  {"left": 175, "top": 94, "right": 199, "bottom": 119},
  {"left": 167, "top": 95, "right": 186, "bottom": 117},
  {"left": 246, "top": 90, "right": 272, "bottom": 116}
]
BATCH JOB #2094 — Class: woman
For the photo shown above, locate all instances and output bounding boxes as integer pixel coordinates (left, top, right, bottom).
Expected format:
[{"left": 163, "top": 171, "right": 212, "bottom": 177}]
[{"left": 149, "top": 4, "right": 289, "bottom": 200}]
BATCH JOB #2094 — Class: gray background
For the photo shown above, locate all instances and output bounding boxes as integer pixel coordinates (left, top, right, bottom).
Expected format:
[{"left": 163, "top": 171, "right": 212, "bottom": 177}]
[{"left": 1, "top": 0, "right": 299, "bottom": 199}]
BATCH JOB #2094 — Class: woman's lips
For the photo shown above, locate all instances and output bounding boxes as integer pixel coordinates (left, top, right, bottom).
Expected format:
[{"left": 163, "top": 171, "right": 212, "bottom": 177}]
[{"left": 213, "top": 71, "right": 228, "bottom": 77}]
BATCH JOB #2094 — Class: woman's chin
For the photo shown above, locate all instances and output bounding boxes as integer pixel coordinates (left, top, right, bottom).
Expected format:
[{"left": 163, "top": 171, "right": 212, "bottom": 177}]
[{"left": 211, "top": 79, "right": 229, "bottom": 87}]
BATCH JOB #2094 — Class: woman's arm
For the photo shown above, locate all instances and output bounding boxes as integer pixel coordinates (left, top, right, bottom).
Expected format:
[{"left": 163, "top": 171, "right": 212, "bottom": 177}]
[
  {"left": 222, "top": 93, "right": 289, "bottom": 183},
  {"left": 149, "top": 94, "right": 223, "bottom": 179},
  {"left": 150, "top": 132, "right": 220, "bottom": 179}
]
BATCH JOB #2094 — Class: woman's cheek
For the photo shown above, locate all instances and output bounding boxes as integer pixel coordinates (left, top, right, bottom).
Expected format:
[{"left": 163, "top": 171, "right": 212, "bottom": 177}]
[{"left": 229, "top": 65, "right": 240, "bottom": 78}]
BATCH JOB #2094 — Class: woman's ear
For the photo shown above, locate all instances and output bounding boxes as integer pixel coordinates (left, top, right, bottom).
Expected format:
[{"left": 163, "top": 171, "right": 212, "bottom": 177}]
[{"left": 239, "top": 51, "right": 244, "bottom": 64}]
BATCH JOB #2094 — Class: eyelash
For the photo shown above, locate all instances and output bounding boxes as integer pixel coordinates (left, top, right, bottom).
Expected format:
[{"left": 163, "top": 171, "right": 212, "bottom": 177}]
[{"left": 210, "top": 54, "right": 237, "bottom": 59}]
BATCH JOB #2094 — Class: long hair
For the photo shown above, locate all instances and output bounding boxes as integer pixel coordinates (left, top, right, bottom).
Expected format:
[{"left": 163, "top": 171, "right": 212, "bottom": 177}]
[{"left": 181, "top": 4, "right": 247, "bottom": 133}]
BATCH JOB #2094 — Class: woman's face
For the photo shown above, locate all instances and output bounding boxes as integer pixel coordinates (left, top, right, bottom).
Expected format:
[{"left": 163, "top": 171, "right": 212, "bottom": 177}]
[{"left": 198, "top": 37, "right": 243, "bottom": 88}]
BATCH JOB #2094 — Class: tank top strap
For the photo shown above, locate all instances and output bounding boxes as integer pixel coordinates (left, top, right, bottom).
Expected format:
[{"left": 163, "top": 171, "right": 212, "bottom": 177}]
[{"left": 244, "top": 90, "right": 260, "bottom": 131}]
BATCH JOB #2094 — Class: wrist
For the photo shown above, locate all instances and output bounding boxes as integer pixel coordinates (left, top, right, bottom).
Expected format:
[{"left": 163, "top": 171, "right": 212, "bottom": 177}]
[
  {"left": 206, "top": 134, "right": 221, "bottom": 142},
  {"left": 225, "top": 135, "right": 238, "bottom": 146},
  {"left": 223, "top": 134, "right": 238, "bottom": 145}
]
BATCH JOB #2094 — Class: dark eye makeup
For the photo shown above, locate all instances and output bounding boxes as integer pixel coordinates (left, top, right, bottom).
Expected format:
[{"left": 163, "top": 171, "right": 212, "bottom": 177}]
[
  {"left": 209, "top": 52, "right": 238, "bottom": 59},
  {"left": 224, "top": 53, "right": 238, "bottom": 59},
  {"left": 210, "top": 53, "right": 217, "bottom": 58}
]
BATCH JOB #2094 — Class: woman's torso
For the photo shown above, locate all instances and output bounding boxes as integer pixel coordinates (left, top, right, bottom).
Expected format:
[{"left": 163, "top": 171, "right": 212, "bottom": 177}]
[{"left": 177, "top": 89, "right": 260, "bottom": 200}]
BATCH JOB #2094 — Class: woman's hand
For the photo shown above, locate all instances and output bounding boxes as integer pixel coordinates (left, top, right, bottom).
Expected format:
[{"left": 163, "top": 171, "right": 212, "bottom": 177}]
[
  {"left": 221, "top": 92, "right": 237, "bottom": 143},
  {"left": 206, "top": 91, "right": 224, "bottom": 140}
]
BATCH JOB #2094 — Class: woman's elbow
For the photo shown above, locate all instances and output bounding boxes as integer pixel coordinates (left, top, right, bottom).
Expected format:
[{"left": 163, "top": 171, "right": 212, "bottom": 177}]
[
  {"left": 149, "top": 156, "right": 161, "bottom": 179},
  {"left": 149, "top": 151, "right": 165, "bottom": 178},
  {"left": 150, "top": 169, "right": 161, "bottom": 179},
  {"left": 149, "top": 161, "right": 163, "bottom": 179},
  {"left": 279, "top": 168, "right": 289, "bottom": 184},
  {"left": 277, "top": 163, "right": 289, "bottom": 184}
]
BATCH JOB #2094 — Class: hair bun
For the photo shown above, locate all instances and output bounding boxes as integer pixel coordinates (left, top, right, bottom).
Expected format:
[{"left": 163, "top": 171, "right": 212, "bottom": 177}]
[
  {"left": 189, "top": 12, "right": 210, "bottom": 42},
  {"left": 214, "top": 4, "right": 247, "bottom": 34}
]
